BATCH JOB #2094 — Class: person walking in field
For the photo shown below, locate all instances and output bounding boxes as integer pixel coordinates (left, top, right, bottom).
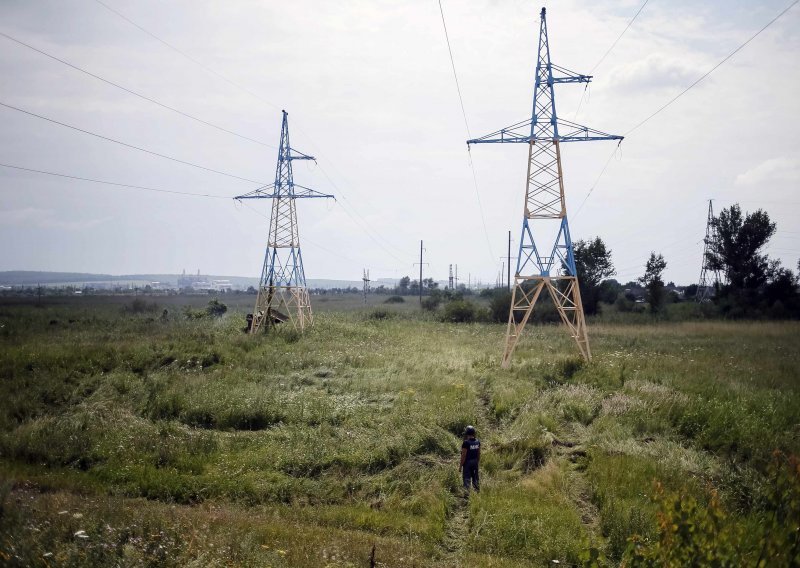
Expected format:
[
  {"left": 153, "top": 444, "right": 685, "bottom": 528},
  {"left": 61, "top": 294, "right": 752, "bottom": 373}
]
[{"left": 459, "top": 425, "right": 480, "bottom": 493}]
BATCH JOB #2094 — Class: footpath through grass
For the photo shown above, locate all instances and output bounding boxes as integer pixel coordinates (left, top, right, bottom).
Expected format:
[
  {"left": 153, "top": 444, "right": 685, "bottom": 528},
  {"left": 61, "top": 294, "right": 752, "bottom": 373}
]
[{"left": 0, "top": 297, "right": 798, "bottom": 566}]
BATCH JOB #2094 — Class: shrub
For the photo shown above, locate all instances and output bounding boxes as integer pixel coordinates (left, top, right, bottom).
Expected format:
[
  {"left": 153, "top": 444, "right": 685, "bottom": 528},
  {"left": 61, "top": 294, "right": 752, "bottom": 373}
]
[
  {"left": 442, "top": 300, "right": 476, "bottom": 323},
  {"left": 206, "top": 298, "right": 228, "bottom": 318},
  {"left": 368, "top": 308, "right": 394, "bottom": 320},
  {"left": 124, "top": 298, "right": 158, "bottom": 314},
  {"left": 421, "top": 296, "right": 440, "bottom": 311},
  {"left": 384, "top": 296, "right": 405, "bottom": 304}
]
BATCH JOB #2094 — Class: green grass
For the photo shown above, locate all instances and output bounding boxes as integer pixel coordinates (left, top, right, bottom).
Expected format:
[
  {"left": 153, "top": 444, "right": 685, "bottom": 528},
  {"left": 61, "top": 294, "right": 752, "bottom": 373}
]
[{"left": 0, "top": 296, "right": 798, "bottom": 566}]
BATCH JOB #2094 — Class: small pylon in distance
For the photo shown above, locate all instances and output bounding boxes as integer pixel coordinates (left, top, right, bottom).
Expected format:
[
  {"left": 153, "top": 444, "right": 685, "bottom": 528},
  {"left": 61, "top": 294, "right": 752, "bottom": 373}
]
[
  {"left": 235, "top": 111, "right": 333, "bottom": 333},
  {"left": 696, "top": 200, "right": 723, "bottom": 302},
  {"left": 362, "top": 269, "right": 371, "bottom": 304},
  {"left": 468, "top": 8, "right": 623, "bottom": 368}
]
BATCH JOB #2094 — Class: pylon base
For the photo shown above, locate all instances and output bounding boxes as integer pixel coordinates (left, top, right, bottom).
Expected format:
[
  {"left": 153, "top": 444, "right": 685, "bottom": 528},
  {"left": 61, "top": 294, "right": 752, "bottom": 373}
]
[
  {"left": 250, "top": 285, "right": 313, "bottom": 334},
  {"left": 501, "top": 275, "right": 591, "bottom": 368}
]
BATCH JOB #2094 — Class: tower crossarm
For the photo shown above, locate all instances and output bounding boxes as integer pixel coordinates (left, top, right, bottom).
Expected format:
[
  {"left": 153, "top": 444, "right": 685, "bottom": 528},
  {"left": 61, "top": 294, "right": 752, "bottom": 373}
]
[
  {"left": 549, "top": 63, "right": 592, "bottom": 84},
  {"left": 467, "top": 118, "right": 623, "bottom": 144},
  {"left": 234, "top": 184, "right": 334, "bottom": 200}
]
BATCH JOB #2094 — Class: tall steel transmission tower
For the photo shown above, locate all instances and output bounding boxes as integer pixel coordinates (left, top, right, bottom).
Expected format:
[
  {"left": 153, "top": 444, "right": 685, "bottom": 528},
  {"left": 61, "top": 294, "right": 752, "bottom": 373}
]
[
  {"left": 235, "top": 111, "right": 332, "bottom": 333},
  {"left": 696, "top": 200, "right": 722, "bottom": 302},
  {"left": 468, "top": 8, "right": 622, "bottom": 368}
]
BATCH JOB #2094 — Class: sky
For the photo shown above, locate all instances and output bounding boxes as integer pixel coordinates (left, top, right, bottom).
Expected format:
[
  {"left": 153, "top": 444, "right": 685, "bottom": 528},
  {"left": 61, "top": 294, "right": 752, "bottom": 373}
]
[{"left": 1, "top": 0, "right": 798, "bottom": 286}]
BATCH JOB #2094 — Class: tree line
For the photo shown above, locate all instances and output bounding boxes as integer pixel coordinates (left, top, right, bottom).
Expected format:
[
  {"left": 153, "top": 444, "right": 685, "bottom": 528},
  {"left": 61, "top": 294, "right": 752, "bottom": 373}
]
[{"left": 574, "top": 203, "right": 799, "bottom": 318}]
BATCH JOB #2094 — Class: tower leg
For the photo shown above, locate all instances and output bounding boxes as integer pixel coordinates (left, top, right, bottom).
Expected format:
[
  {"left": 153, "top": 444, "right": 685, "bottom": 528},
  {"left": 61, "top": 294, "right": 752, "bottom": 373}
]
[
  {"left": 501, "top": 278, "right": 546, "bottom": 369},
  {"left": 501, "top": 276, "right": 591, "bottom": 368},
  {"left": 250, "top": 284, "right": 274, "bottom": 334},
  {"left": 546, "top": 277, "right": 591, "bottom": 361}
]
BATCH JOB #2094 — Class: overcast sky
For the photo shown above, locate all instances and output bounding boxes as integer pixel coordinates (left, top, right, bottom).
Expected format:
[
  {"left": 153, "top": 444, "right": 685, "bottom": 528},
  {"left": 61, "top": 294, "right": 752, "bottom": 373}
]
[{"left": 1, "top": 0, "right": 798, "bottom": 285}]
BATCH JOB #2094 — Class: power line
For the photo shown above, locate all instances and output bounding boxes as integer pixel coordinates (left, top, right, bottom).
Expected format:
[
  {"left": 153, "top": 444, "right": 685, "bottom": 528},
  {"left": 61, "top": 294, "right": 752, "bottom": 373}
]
[
  {"left": 572, "top": 143, "right": 620, "bottom": 217},
  {"left": 438, "top": 0, "right": 471, "bottom": 139},
  {"left": 96, "top": 0, "right": 415, "bottom": 263},
  {"left": 0, "top": 31, "right": 276, "bottom": 149},
  {"left": 590, "top": 0, "right": 650, "bottom": 74},
  {"left": 310, "top": 160, "right": 412, "bottom": 260},
  {"left": 438, "top": 0, "right": 496, "bottom": 262},
  {"left": 93, "top": 0, "right": 281, "bottom": 113},
  {"left": 575, "top": 0, "right": 798, "bottom": 213},
  {"left": 237, "top": 199, "right": 400, "bottom": 271},
  {"left": 0, "top": 101, "right": 265, "bottom": 185},
  {"left": 0, "top": 162, "right": 230, "bottom": 199},
  {"left": 625, "top": 0, "right": 798, "bottom": 136}
]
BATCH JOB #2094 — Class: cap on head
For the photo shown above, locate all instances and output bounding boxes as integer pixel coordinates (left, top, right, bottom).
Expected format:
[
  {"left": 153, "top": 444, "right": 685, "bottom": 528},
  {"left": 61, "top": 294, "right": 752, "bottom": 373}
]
[{"left": 464, "top": 425, "right": 476, "bottom": 436}]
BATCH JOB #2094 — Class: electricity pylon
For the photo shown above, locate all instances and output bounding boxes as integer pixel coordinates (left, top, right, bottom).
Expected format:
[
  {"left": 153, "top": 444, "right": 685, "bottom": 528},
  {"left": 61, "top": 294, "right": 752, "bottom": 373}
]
[
  {"left": 449, "top": 264, "right": 454, "bottom": 289},
  {"left": 468, "top": 8, "right": 622, "bottom": 368},
  {"left": 235, "top": 111, "right": 332, "bottom": 333},
  {"left": 362, "top": 268, "right": 371, "bottom": 304},
  {"left": 696, "top": 200, "right": 722, "bottom": 302}
]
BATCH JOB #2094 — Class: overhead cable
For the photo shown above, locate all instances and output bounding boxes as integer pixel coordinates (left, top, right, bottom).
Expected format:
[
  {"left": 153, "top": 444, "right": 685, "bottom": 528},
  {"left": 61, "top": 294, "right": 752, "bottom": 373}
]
[
  {"left": 438, "top": 0, "right": 496, "bottom": 262},
  {"left": 590, "top": 0, "right": 650, "bottom": 74},
  {"left": 95, "top": 0, "right": 414, "bottom": 263},
  {"left": 574, "top": 0, "right": 798, "bottom": 213},
  {"left": 624, "top": 0, "right": 798, "bottom": 136},
  {"left": 93, "top": 0, "right": 280, "bottom": 113},
  {"left": 0, "top": 101, "right": 265, "bottom": 185},
  {"left": 0, "top": 162, "right": 230, "bottom": 199},
  {"left": 0, "top": 31, "right": 276, "bottom": 149}
]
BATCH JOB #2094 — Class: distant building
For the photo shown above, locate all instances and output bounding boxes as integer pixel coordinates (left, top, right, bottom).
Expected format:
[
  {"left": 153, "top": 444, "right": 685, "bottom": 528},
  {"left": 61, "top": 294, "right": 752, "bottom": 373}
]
[
  {"left": 211, "top": 280, "right": 232, "bottom": 292},
  {"left": 178, "top": 269, "right": 207, "bottom": 289}
]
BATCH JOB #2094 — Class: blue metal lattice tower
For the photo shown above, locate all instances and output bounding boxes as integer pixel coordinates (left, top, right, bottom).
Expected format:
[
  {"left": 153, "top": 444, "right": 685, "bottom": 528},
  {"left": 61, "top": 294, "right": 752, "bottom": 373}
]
[
  {"left": 235, "top": 111, "right": 332, "bottom": 333},
  {"left": 468, "top": 8, "right": 622, "bottom": 367}
]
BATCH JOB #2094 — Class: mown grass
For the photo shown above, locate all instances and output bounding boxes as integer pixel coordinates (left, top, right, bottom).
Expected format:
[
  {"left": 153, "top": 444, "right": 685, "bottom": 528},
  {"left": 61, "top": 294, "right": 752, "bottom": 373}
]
[{"left": 0, "top": 296, "right": 798, "bottom": 566}]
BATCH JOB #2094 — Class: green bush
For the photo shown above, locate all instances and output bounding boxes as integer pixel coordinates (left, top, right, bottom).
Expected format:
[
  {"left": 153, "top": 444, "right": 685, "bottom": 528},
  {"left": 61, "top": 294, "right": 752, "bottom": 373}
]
[
  {"left": 206, "top": 298, "right": 227, "bottom": 318},
  {"left": 367, "top": 307, "right": 394, "bottom": 320},
  {"left": 421, "top": 296, "right": 440, "bottom": 312},
  {"left": 442, "top": 300, "right": 476, "bottom": 323},
  {"left": 384, "top": 296, "right": 405, "bottom": 304}
]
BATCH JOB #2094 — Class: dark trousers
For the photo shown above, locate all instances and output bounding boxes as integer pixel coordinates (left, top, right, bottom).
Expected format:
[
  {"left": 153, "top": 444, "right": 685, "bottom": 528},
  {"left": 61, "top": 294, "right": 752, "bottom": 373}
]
[{"left": 462, "top": 460, "right": 479, "bottom": 492}]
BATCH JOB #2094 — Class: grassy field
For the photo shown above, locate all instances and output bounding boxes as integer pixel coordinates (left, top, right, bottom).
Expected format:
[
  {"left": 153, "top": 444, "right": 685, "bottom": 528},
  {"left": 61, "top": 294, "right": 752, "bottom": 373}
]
[{"left": 0, "top": 294, "right": 798, "bottom": 566}]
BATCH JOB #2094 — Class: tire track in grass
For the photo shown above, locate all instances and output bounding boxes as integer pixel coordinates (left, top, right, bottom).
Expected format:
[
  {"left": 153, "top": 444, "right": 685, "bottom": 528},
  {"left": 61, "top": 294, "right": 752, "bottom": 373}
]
[{"left": 552, "top": 425, "right": 604, "bottom": 549}]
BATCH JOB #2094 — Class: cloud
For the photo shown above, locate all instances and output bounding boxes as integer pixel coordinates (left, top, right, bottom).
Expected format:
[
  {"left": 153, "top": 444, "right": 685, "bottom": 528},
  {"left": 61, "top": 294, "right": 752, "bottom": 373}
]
[
  {"left": 608, "top": 53, "right": 698, "bottom": 92},
  {"left": 735, "top": 157, "right": 800, "bottom": 186},
  {"left": 0, "top": 207, "right": 110, "bottom": 230}
]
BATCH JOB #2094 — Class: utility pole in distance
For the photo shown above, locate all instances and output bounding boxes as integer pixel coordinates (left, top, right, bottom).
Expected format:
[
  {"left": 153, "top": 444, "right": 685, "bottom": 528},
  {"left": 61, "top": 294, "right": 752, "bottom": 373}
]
[
  {"left": 413, "top": 240, "right": 428, "bottom": 305},
  {"left": 507, "top": 230, "right": 512, "bottom": 291}
]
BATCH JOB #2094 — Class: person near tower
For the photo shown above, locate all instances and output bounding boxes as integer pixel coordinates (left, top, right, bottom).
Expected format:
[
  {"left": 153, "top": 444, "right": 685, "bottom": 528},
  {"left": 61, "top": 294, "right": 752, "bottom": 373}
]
[{"left": 459, "top": 425, "right": 480, "bottom": 493}]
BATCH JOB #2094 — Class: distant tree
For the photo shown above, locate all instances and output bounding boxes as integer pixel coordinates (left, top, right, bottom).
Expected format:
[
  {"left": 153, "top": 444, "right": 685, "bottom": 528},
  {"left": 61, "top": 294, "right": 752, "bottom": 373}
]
[
  {"left": 683, "top": 283, "right": 698, "bottom": 300},
  {"left": 706, "top": 204, "right": 776, "bottom": 303},
  {"left": 423, "top": 278, "right": 438, "bottom": 292},
  {"left": 398, "top": 276, "right": 411, "bottom": 294},
  {"left": 598, "top": 279, "right": 623, "bottom": 305},
  {"left": 572, "top": 237, "right": 615, "bottom": 315},
  {"left": 639, "top": 252, "right": 667, "bottom": 314},
  {"left": 764, "top": 261, "right": 799, "bottom": 309}
]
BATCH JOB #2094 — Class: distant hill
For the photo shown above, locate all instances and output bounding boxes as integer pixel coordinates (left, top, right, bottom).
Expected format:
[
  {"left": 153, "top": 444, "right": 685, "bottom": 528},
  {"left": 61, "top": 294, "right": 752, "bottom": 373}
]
[{"left": 0, "top": 271, "right": 365, "bottom": 290}]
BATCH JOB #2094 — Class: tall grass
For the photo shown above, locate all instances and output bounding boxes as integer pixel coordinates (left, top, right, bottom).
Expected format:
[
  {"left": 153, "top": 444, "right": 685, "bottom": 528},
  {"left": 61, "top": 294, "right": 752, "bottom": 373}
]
[{"left": 0, "top": 297, "right": 798, "bottom": 565}]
